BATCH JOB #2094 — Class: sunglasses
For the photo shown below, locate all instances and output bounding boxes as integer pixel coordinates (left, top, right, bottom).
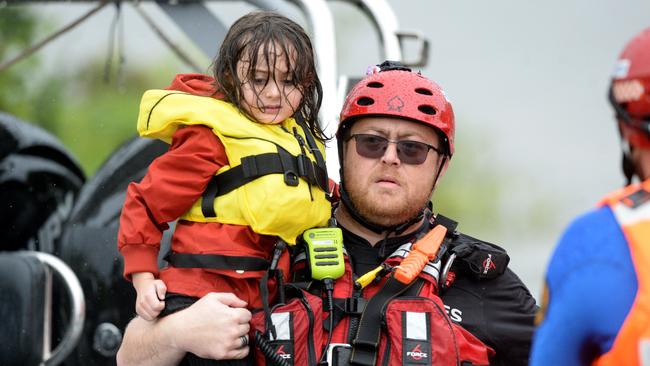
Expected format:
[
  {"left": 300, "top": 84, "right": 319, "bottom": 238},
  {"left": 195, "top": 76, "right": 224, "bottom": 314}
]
[{"left": 347, "top": 134, "right": 443, "bottom": 165}]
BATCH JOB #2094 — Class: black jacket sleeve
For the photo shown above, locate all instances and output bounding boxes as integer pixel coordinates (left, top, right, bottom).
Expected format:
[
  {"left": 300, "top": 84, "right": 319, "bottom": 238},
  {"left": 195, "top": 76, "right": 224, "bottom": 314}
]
[{"left": 440, "top": 234, "right": 538, "bottom": 366}]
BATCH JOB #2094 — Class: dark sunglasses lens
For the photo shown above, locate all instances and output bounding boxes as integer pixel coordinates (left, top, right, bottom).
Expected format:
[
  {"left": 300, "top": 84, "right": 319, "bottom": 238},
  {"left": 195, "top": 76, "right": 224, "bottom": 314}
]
[
  {"left": 353, "top": 134, "right": 434, "bottom": 165},
  {"left": 355, "top": 135, "right": 388, "bottom": 159},
  {"left": 397, "top": 141, "right": 429, "bottom": 164}
]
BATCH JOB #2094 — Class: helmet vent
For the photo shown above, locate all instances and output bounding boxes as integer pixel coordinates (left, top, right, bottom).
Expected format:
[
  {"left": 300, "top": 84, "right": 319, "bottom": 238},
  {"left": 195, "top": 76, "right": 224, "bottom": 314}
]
[
  {"left": 415, "top": 88, "right": 433, "bottom": 96},
  {"left": 418, "top": 105, "right": 436, "bottom": 115},
  {"left": 367, "top": 82, "right": 384, "bottom": 88},
  {"left": 356, "top": 97, "right": 375, "bottom": 106}
]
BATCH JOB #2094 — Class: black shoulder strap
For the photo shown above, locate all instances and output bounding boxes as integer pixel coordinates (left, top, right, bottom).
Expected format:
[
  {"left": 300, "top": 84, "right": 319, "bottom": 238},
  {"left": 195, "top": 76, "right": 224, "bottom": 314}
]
[
  {"left": 295, "top": 114, "right": 331, "bottom": 197},
  {"left": 621, "top": 186, "right": 650, "bottom": 208},
  {"left": 433, "top": 213, "right": 458, "bottom": 235},
  {"left": 349, "top": 276, "right": 416, "bottom": 366},
  {"left": 294, "top": 113, "right": 327, "bottom": 174}
]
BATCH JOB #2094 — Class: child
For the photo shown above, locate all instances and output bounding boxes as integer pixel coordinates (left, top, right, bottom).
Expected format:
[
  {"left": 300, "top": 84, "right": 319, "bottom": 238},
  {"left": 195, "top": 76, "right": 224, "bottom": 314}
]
[{"left": 117, "top": 11, "right": 331, "bottom": 364}]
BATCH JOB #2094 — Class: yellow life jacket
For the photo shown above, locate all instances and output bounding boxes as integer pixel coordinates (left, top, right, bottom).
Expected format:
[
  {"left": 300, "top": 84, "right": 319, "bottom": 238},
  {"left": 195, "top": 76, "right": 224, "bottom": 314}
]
[
  {"left": 594, "top": 179, "right": 650, "bottom": 366},
  {"left": 137, "top": 90, "right": 331, "bottom": 244}
]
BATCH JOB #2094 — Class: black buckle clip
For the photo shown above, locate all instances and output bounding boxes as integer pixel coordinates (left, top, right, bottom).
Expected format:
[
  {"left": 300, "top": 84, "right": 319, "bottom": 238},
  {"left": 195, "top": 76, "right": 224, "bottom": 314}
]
[
  {"left": 284, "top": 171, "right": 299, "bottom": 187},
  {"left": 344, "top": 297, "right": 367, "bottom": 315},
  {"left": 296, "top": 155, "right": 317, "bottom": 185},
  {"left": 278, "top": 149, "right": 299, "bottom": 187}
]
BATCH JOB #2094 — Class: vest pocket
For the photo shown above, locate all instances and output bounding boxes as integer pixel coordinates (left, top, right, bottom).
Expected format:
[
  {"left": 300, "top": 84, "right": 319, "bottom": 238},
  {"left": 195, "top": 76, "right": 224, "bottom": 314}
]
[
  {"left": 250, "top": 288, "right": 323, "bottom": 366},
  {"left": 380, "top": 296, "right": 460, "bottom": 366}
]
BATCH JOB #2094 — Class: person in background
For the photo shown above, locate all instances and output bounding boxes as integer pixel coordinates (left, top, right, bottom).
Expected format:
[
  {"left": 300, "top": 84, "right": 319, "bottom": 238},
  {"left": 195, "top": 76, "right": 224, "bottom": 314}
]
[{"left": 531, "top": 27, "right": 650, "bottom": 366}]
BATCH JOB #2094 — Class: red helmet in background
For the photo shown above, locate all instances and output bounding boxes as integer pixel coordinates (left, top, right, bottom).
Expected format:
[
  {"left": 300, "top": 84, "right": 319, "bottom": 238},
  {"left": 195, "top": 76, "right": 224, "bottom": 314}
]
[
  {"left": 338, "top": 61, "right": 455, "bottom": 156},
  {"left": 611, "top": 27, "right": 650, "bottom": 149}
]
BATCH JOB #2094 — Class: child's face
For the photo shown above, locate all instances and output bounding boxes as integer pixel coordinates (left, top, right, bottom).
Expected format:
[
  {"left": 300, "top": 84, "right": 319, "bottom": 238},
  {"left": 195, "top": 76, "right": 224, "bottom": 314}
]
[{"left": 237, "top": 44, "right": 303, "bottom": 124}]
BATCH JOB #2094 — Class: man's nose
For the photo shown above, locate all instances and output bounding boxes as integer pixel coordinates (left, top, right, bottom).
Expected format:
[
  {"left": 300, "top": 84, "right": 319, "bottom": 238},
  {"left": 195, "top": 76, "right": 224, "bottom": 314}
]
[{"left": 380, "top": 142, "right": 401, "bottom": 166}]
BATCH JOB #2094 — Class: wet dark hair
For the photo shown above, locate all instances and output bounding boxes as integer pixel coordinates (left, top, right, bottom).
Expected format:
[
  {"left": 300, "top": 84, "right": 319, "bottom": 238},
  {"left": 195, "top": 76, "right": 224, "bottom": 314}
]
[{"left": 212, "top": 11, "right": 327, "bottom": 142}]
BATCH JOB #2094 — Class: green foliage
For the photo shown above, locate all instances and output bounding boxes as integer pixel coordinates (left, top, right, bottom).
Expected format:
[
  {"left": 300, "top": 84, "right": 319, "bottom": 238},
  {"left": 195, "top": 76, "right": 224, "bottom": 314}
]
[
  {"left": 433, "top": 131, "right": 558, "bottom": 241},
  {"left": 0, "top": 6, "right": 40, "bottom": 118},
  {"left": 0, "top": 7, "right": 36, "bottom": 50},
  {"left": 42, "top": 60, "right": 178, "bottom": 175},
  {"left": 433, "top": 134, "right": 504, "bottom": 238},
  {"left": 0, "top": 6, "right": 181, "bottom": 175},
  {"left": 50, "top": 61, "right": 157, "bottom": 173}
]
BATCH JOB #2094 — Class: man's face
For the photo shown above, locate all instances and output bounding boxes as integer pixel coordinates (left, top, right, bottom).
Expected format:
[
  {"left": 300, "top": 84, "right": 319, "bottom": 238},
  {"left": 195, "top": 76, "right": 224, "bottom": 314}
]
[
  {"left": 237, "top": 43, "right": 303, "bottom": 124},
  {"left": 342, "top": 116, "right": 445, "bottom": 227}
]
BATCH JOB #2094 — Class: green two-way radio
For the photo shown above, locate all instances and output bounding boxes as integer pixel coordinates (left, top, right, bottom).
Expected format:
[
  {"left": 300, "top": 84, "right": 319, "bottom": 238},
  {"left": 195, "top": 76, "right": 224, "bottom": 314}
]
[
  {"left": 302, "top": 222, "right": 345, "bottom": 365},
  {"left": 302, "top": 225, "right": 345, "bottom": 281}
]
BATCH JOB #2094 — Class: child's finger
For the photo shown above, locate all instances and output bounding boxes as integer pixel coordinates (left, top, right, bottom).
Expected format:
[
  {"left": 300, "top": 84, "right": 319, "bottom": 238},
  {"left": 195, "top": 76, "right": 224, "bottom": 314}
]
[
  {"left": 152, "top": 298, "right": 165, "bottom": 311},
  {"left": 154, "top": 280, "right": 167, "bottom": 301}
]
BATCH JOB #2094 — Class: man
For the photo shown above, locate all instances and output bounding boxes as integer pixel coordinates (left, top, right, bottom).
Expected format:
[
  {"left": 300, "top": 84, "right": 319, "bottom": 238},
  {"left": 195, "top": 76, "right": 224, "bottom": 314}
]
[
  {"left": 117, "top": 62, "right": 537, "bottom": 366},
  {"left": 531, "top": 28, "right": 650, "bottom": 365}
]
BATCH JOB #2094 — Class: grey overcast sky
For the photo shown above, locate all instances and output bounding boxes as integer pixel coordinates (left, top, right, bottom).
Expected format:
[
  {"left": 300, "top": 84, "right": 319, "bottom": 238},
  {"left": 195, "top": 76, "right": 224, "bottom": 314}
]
[{"left": 17, "top": 0, "right": 650, "bottom": 297}]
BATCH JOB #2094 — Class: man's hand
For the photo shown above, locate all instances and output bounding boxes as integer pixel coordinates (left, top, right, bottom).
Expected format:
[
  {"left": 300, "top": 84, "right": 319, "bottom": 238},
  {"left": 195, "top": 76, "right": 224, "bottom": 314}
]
[
  {"left": 169, "top": 292, "right": 251, "bottom": 360},
  {"left": 132, "top": 272, "right": 167, "bottom": 321},
  {"left": 117, "top": 292, "right": 251, "bottom": 366}
]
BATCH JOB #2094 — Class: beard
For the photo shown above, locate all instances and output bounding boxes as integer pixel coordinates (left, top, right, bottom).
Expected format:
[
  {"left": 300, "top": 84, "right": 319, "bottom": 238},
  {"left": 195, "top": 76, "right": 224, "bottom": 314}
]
[{"left": 344, "top": 173, "right": 432, "bottom": 228}]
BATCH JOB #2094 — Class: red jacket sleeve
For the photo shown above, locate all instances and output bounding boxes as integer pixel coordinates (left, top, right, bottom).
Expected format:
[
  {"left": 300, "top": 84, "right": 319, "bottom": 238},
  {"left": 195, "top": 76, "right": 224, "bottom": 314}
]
[{"left": 118, "top": 125, "right": 227, "bottom": 279}]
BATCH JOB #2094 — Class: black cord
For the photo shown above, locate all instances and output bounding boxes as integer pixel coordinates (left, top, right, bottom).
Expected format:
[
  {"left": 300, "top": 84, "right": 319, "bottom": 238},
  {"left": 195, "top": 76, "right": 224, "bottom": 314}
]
[
  {"left": 318, "top": 278, "right": 335, "bottom": 365},
  {"left": 254, "top": 331, "right": 290, "bottom": 366}
]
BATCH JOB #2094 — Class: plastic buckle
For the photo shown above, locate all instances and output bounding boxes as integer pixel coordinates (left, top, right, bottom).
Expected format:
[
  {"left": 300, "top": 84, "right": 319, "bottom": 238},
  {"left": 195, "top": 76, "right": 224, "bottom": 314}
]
[
  {"left": 344, "top": 297, "right": 367, "bottom": 315},
  {"left": 326, "top": 343, "right": 351, "bottom": 366},
  {"left": 284, "top": 170, "right": 299, "bottom": 187},
  {"left": 296, "top": 155, "right": 317, "bottom": 185},
  {"left": 278, "top": 150, "right": 299, "bottom": 187}
]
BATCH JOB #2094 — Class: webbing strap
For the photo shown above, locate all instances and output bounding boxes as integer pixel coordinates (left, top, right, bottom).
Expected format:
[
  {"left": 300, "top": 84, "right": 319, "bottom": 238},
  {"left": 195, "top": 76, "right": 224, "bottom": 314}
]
[
  {"left": 294, "top": 115, "right": 327, "bottom": 174},
  {"left": 200, "top": 150, "right": 328, "bottom": 217},
  {"left": 350, "top": 277, "right": 416, "bottom": 366},
  {"left": 327, "top": 279, "right": 424, "bottom": 333},
  {"left": 260, "top": 270, "right": 277, "bottom": 339},
  {"left": 295, "top": 114, "right": 333, "bottom": 200},
  {"left": 165, "top": 252, "right": 270, "bottom": 271},
  {"left": 434, "top": 214, "right": 458, "bottom": 235}
]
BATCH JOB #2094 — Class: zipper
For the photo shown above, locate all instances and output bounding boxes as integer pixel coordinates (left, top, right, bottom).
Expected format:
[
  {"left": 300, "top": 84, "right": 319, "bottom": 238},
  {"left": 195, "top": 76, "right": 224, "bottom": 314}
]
[
  {"left": 292, "top": 127, "right": 313, "bottom": 201},
  {"left": 381, "top": 296, "right": 461, "bottom": 366},
  {"left": 293, "top": 127, "right": 307, "bottom": 150},
  {"left": 346, "top": 284, "right": 363, "bottom": 344}
]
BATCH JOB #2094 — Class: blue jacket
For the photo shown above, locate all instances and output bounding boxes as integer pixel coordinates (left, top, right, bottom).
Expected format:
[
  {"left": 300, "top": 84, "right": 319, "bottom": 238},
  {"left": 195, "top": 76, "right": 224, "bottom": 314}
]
[{"left": 530, "top": 205, "right": 637, "bottom": 365}]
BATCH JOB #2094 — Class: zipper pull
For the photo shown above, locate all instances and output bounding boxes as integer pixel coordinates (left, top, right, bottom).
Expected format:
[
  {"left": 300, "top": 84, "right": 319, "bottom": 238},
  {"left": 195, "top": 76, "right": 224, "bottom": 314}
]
[{"left": 293, "top": 127, "right": 307, "bottom": 148}]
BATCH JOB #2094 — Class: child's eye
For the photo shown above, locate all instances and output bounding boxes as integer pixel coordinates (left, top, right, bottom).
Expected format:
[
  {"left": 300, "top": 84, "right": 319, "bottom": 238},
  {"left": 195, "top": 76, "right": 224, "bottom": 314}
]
[
  {"left": 253, "top": 78, "right": 267, "bottom": 85},
  {"left": 283, "top": 79, "right": 296, "bottom": 86}
]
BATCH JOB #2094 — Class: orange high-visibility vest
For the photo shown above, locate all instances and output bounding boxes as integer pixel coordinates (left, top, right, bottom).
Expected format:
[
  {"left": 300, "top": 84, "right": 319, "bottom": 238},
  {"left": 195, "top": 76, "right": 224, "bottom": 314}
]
[{"left": 595, "top": 179, "right": 650, "bottom": 366}]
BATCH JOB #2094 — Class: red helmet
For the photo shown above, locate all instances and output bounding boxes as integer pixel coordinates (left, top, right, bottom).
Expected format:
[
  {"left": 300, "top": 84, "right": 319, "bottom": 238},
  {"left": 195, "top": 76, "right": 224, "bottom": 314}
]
[
  {"left": 338, "top": 61, "right": 455, "bottom": 155},
  {"left": 611, "top": 28, "right": 650, "bottom": 149}
]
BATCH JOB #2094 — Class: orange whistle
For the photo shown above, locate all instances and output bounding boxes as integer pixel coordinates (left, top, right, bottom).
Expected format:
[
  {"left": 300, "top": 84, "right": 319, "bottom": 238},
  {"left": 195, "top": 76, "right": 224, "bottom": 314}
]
[{"left": 394, "top": 225, "right": 447, "bottom": 284}]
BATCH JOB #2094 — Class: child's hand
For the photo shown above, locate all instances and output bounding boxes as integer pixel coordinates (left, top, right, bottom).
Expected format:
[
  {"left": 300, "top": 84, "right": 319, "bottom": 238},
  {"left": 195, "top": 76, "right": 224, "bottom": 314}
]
[{"left": 132, "top": 272, "right": 167, "bottom": 321}]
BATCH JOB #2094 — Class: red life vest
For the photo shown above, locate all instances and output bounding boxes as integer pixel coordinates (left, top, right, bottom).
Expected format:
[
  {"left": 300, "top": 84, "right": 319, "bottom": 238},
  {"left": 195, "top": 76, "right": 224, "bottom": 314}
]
[
  {"left": 250, "top": 237, "right": 494, "bottom": 365},
  {"left": 594, "top": 180, "right": 650, "bottom": 366}
]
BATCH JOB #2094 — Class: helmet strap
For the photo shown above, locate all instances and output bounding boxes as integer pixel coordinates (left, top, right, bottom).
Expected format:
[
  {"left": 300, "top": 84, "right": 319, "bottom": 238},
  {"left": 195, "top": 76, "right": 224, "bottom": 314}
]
[
  {"left": 432, "top": 155, "right": 448, "bottom": 191},
  {"left": 622, "top": 149, "right": 635, "bottom": 186},
  {"left": 611, "top": 85, "right": 645, "bottom": 185}
]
